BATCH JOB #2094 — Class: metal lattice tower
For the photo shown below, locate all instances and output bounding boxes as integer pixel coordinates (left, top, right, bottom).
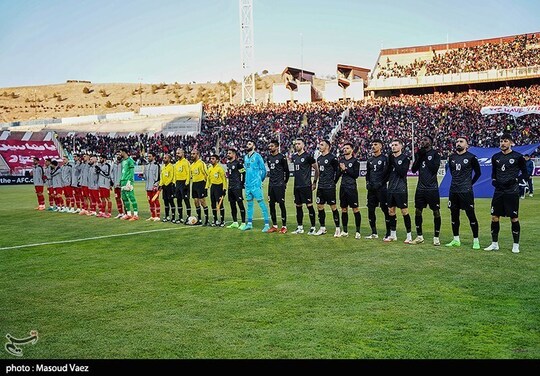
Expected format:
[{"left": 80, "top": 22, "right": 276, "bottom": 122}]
[{"left": 239, "top": 0, "right": 255, "bottom": 104}]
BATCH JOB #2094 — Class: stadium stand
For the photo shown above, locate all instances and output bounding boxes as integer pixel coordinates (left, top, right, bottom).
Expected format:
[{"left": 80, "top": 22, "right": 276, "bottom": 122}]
[
  {"left": 50, "top": 85, "right": 540, "bottom": 168},
  {"left": 369, "top": 32, "right": 540, "bottom": 91}
]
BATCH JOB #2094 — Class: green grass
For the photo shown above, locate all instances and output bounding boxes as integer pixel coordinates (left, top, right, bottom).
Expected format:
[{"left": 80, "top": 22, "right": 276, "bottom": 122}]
[{"left": 0, "top": 179, "right": 539, "bottom": 359}]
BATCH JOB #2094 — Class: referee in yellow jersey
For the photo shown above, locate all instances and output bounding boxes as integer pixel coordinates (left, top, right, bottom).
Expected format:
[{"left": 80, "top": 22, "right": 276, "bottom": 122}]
[
  {"left": 207, "top": 154, "right": 228, "bottom": 227},
  {"left": 190, "top": 149, "right": 209, "bottom": 226},
  {"left": 174, "top": 148, "right": 191, "bottom": 223},
  {"left": 159, "top": 154, "right": 176, "bottom": 222}
]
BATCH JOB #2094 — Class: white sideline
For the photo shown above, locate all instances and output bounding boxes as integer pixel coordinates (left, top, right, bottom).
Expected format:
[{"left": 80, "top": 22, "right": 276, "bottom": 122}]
[
  {"left": 0, "top": 226, "right": 193, "bottom": 251},
  {"left": 1, "top": 207, "right": 368, "bottom": 251}
]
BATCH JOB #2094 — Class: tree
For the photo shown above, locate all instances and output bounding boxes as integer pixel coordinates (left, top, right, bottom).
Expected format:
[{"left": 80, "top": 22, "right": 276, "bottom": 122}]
[
  {"left": 82, "top": 87, "right": 92, "bottom": 94},
  {"left": 262, "top": 69, "right": 269, "bottom": 75},
  {"left": 105, "top": 101, "right": 112, "bottom": 108}
]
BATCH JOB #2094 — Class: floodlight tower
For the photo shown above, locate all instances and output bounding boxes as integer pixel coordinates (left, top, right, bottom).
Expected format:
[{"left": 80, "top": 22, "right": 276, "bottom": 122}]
[{"left": 239, "top": 0, "right": 255, "bottom": 104}]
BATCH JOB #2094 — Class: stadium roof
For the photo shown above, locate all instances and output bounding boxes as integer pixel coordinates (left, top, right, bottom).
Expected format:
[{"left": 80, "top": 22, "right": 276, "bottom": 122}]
[{"left": 281, "top": 67, "right": 316, "bottom": 77}]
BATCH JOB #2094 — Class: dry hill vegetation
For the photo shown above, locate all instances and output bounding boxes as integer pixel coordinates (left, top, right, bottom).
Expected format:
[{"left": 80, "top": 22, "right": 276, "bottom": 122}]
[{"left": 0, "top": 74, "right": 328, "bottom": 123}]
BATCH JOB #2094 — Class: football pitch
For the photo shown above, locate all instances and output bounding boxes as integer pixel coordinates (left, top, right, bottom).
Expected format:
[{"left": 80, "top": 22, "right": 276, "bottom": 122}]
[{"left": 1, "top": 179, "right": 539, "bottom": 359}]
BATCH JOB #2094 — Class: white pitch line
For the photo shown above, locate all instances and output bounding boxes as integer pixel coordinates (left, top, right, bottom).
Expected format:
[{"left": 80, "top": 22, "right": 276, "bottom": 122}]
[
  {"left": 2, "top": 206, "right": 370, "bottom": 251},
  {"left": 0, "top": 226, "right": 194, "bottom": 251}
]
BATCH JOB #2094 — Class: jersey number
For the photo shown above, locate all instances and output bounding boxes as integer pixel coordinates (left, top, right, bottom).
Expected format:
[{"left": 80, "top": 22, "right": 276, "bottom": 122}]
[
  {"left": 501, "top": 164, "right": 506, "bottom": 171},
  {"left": 456, "top": 163, "right": 461, "bottom": 171}
]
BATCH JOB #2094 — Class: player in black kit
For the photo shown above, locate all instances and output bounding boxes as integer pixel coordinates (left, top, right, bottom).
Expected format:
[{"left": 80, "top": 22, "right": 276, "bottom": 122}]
[
  {"left": 365, "top": 139, "right": 390, "bottom": 240},
  {"left": 291, "top": 139, "right": 319, "bottom": 235},
  {"left": 335, "top": 143, "right": 362, "bottom": 238},
  {"left": 484, "top": 133, "right": 529, "bottom": 254},
  {"left": 384, "top": 139, "right": 413, "bottom": 243},
  {"left": 445, "top": 136, "right": 481, "bottom": 250},
  {"left": 410, "top": 135, "right": 442, "bottom": 246},
  {"left": 226, "top": 148, "right": 246, "bottom": 229},
  {"left": 314, "top": 140, "right": 341, "bottom": 237},
  {"left": 266, "top": 140, "right": 289, "bottom": 234}
]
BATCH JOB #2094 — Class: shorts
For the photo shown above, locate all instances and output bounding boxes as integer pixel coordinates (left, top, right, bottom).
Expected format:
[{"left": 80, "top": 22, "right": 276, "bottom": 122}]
[
  {"left": 89, "top": 189, "right": 100, "bottom": 203},
  {"left": 491, "top": 192, "right": 519, "bottom": 218},
  {"left": 210, "top": 184, "right": 224, "bottom": 206},
  {"left": 228, "top": 188, "right": 244, "bottom": 202},
  {"left": 99, "top": 187, "right": 110, "bottom": 199},
  {"left": 448, "top": 191, "right": 475, "bottom": 210},
  {"left": 316, "top": 188, "right": 336, "bottom": 205},
  {"left": 415, "top": 189, "right": 440, "bottom": 210},
  {"left": 294, "top": 186, "right": 313, "bottom": 205},
  {"left": 387, "top": 192, "right": 408, "bottom": 209},
  {"left": 367, "top": 188, "right": 387, "bottom": 208},
  {"left": 175, "top": 180, "right": 190, "bottom": 200},
  {"left": 191, "top": 181, "right": 207, "bottom": 199},
  {"left": 63, "top": 186, "right": 73, "bottom": 197},
  {"left": 268, "top": 186, "right": 286, "bottom": 204},
  {"left": 340, "top": 188, "right": 359, "bottom": 209},
  {"left": 245, "top": 187, "right": 264, "bottom": 201}
]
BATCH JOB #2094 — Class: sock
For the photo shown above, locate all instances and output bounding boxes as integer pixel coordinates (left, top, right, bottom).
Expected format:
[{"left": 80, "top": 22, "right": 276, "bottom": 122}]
[
  {"left": 354, "top": 211, "right": 361, "bottom": 233},
  {"left": 434, "top": 212, "right": 441, "bottom": 238},
  {"left": 185, "top": 200, "right": 192, "bottom": 218},
  {"left": 171, "top": 206, "right": 176, "bottom": 220},
  {"left": 342, "top": 211, "right": 348, "bottom": 233},
  {"left": 220, "top": 207, "right": 225, "bottom": 223},
  {"left": 403, "top": 214, "right": 412, "bottom": 233},
  {"left": 239, "top": 201, "right": 246, "bottom": 223},
  {"left": 466, "top": 209, "right": 479, "bottom": 238},
  {"left": 318, "top": 209, "right": 326, "bottom": 226},
  {"left": 203, "top": 206, "right": 209, "bottom": 224},
  {"left": 451, "top": 208, "right": 460, "bottom": 237},
  {"left": 165, "top": 205, "right": 170, "bottom": 217},
  {"left": 389, "top": 215, "right": 397, "bottom": 231},
  {"left": 196, "top": 206, "right": 201, "bottom": 220},
  {"left": 212, "top": 208, "right": 217, "bottom": 223},
  {"left": 415, "top": 214, "right": 423, "bottom": 236},
  {"left": 279, "top": 202, "right": 287, "bottom": 226},
  {"left": 230, "top": 202, "right": 238, "bottom": 222},
  {"left": 491, "top": 221, "right": 500, "bottom": 242},
  {"left": 296, "top": 206, "right": 303, "bottom": 226},
  {"left": 270, "top": 203, "right": 277, "bottom": 225},
  {"left": 332, "top": 209, "right": 340, "bottom": 227},
  {"left": 511, "top": 221, "right": 520, "bottom": 244},
  {"left": 383, "top": 209, "right": 391, "bottom": 237},
  {"left": 368, "top": 207, "right": 377, "bottom": 234},
  {"left": 307, "top": 206, "right": 316, "bottom": 227}
]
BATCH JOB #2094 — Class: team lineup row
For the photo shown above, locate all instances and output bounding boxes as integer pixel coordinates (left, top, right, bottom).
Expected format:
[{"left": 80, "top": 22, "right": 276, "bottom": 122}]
[{"left": 31, "top": 133, "right": 529, "bottom": 253}]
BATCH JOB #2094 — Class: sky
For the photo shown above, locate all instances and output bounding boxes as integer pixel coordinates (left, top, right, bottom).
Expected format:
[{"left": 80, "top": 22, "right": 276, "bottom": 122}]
[{"left": 0, "top": 0, "right": 539, "bottom": 88}]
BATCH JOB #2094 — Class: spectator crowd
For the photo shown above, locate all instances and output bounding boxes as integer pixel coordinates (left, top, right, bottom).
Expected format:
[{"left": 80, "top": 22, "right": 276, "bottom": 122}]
[
  {"left": 59, "top": 85, "right": 540, "bottom": 164},
  {"left": 375, "top": 33, "right": 540, "bottom": 79}
]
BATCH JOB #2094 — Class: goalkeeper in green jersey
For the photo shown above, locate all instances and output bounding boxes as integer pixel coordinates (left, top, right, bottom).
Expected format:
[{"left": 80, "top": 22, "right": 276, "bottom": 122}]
[{"left": 119, "top": 148, "right": 139, "bottom": 221}]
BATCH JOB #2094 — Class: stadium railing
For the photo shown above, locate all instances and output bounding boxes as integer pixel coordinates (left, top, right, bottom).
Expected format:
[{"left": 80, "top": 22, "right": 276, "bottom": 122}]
[{"left": 368, "top": 65, "right": 540, "bottom": 90}]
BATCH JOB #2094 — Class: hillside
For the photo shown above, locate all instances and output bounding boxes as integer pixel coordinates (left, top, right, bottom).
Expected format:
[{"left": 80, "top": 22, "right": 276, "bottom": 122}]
[{"left": 0, "top": 75, "right": 328, "bottom": 123}]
